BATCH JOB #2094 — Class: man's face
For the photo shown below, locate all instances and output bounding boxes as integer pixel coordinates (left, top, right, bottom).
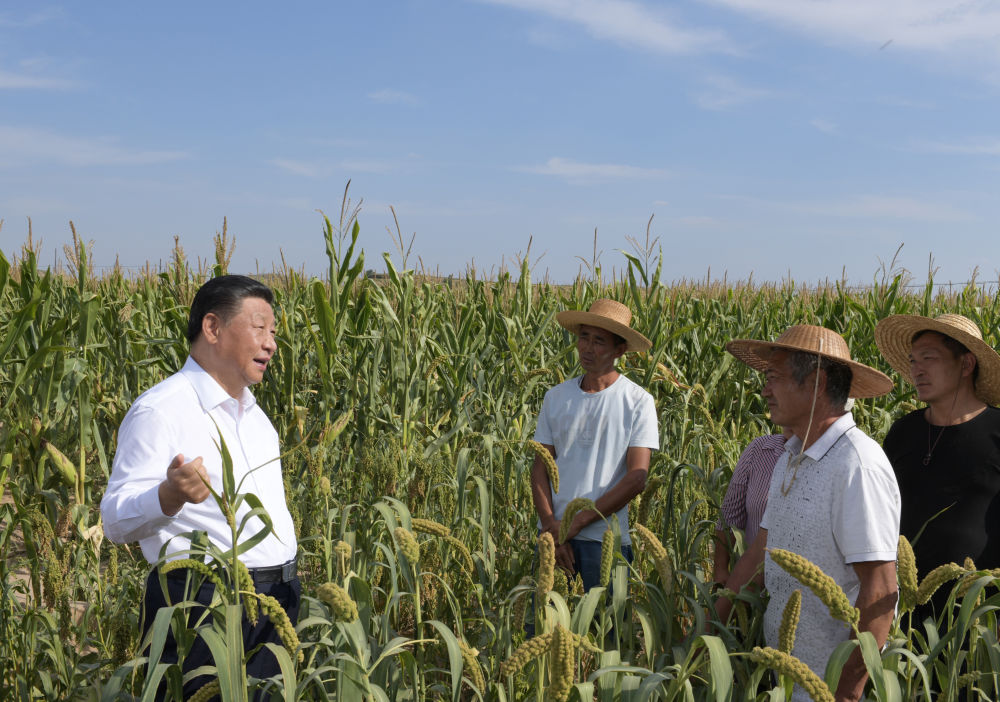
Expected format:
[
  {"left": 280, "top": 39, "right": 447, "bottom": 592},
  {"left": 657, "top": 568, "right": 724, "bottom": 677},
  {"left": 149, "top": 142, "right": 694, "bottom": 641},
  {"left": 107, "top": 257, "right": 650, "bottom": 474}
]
[
  {"left": 213, "top": 296, "right": 277, "bottom": 393},
  {"left": 761, "top": 350, "right": 816, "bottom": 429},
  {"left": 909, "top": 332, "right": 969, "bottom": 404},
  {"left": 577, "top": 324, "right": 626, "bottom": 373}
]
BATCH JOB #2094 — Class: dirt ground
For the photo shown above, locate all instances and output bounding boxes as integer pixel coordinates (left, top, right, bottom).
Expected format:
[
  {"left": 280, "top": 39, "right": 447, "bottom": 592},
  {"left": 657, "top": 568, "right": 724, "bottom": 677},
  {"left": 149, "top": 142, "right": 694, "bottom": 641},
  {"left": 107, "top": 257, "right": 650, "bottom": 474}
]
[{"left": 3, "top": 492, "right": 88, "bottom": 625}]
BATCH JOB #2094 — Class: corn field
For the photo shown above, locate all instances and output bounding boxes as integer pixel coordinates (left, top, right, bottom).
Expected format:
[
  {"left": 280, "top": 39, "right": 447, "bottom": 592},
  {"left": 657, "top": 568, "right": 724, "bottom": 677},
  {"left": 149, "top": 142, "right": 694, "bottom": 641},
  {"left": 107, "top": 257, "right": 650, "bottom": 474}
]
[{"left": 3, "top": 213, "right": 1000, "bottom": 701}]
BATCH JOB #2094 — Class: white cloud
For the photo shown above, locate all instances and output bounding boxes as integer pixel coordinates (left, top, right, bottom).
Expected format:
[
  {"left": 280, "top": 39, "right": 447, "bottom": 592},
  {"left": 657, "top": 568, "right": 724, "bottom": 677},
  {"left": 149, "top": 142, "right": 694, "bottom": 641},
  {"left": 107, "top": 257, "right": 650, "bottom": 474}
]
[
  {"left": 695, "top": 74, "right": 770, "bottom": 110},
  {"left": 0, "top": 125, "right": 190, "bottom": 166},
  {"left": 706, "top": 0, "right": 1000, "bottom": 54},
  {"left": 0, "top": 194, "right": 71, "bottom": 214},
  {"left": 676, "top": 215, "right": 722, "bottom": 226},
  {"left": 269, "top": 156, "right": 404, "bottom": 176},
  {"left": 479, "top": 0, "right": 730, "bottom": 54},
  {"left": 0, "top": 8, "right": 65, "bottom": 28},
  {"left": 831, "top": 195, "right": 970, "bottom": 221},
  {"left": 270, "top": 158, "right": 328, "bottom": 177},
  {"left": 310, "top": 137, "right": 368, "bottom": 148},
  {"left": 0, "top": 65, "right": 78, "bottom": 90},
  {"left": 367, "top": 89, "right": 420, "bottom": 105},
  {"left": 524, "top": 24, "right": 575, "bottom": 50},
  {"left": 340, "top": 158, "right": 402, "bottom": 174},
  {"left": 727, "top": 192, "right": 972, "bottom": 222},
  {"left": 810, "top": 118, "right": 838, "bottom": 134},
  {"left": 912, "top": 138, "right": 1000, "bottom": 156},
  {"left": 365, "top": 198, "right": 508, "bottom": 219},
  {"left": 871, "top": 95, "right": 936, "bottom": 110},
  {"left": 275, "top": 196, "right": 313, "bottom": 211},
  {"left": 519, "top": 156, "right": 668, "bottom": 182}
]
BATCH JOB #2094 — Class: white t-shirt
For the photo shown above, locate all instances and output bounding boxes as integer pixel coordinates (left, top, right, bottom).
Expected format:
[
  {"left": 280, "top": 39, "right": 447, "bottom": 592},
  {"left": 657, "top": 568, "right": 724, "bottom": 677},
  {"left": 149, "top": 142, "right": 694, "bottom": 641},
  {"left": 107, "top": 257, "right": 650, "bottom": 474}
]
[
  {"left": 533, "top": 374, "right": 660, "bottom": 544},
  {"left": 761, "top": 412, "right": 900, "bottom": 696}
]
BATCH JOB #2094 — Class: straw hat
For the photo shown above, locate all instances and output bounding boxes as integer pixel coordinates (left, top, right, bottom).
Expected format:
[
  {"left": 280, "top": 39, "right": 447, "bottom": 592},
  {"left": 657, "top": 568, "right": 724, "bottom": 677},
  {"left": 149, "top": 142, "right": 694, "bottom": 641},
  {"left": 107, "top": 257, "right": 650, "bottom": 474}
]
[
  {"left": 726, "top": 324, "right": 893, "bottom": 398},
  {"left": 556, "top": 299, "right": 651, "bottom": 352},
  {"left": 874, "top": 313, "right": 1000, "bottom": 406}
]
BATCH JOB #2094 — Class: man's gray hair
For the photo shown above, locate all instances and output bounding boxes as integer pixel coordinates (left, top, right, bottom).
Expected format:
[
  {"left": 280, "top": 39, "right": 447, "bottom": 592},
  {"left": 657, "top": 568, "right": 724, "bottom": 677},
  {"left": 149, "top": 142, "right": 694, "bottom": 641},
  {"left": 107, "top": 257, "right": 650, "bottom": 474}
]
[{"left": 786, "top": 350, "right": 853, "bottom": 409}]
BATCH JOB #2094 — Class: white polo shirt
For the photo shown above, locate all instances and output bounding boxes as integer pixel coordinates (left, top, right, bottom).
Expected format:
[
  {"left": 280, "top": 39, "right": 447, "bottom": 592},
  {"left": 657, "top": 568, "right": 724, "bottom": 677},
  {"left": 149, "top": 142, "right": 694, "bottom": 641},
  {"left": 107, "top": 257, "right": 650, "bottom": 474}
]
[
  {"left": 761, "top": 412, "right": 900, "bottom": 691},
  {"left": 101, "top": 357, "right": 298, "bottom": 568}
]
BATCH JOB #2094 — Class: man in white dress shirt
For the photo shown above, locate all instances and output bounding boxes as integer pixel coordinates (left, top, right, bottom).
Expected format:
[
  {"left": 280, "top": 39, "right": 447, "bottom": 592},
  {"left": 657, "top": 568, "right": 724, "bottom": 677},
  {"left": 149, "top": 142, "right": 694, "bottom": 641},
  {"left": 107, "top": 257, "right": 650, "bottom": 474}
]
[{"left": 101, "top": 275, "right": 298, "bottom": 698}]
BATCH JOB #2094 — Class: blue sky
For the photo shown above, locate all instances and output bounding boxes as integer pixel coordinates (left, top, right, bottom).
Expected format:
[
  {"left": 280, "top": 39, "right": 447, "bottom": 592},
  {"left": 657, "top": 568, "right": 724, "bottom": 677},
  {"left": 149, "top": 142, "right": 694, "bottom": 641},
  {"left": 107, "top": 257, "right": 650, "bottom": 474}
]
[{"left": 2, "top": 1, "right": 999, "bottom": 285}]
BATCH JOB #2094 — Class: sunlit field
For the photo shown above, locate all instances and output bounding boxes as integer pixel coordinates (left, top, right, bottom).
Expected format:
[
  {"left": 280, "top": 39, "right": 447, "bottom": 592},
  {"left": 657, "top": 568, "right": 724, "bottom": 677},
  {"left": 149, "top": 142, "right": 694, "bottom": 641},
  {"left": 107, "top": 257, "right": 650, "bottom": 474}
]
[{"left": 3, "top": 212, "right": 999, "bottom": 701}]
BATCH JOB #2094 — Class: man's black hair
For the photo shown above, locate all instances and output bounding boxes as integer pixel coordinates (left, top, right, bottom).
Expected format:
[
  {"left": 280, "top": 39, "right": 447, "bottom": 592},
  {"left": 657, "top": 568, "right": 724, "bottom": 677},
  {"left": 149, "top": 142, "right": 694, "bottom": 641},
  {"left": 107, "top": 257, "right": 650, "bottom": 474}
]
[
  {"left": 787, "top": 350, "right": 853, "bottom": 409},
  {"left": 911, "top": 329, "right": 979, "bottom": 383},
  {"left": 187, "top": 275, "right": 274, "bottom": 343}
]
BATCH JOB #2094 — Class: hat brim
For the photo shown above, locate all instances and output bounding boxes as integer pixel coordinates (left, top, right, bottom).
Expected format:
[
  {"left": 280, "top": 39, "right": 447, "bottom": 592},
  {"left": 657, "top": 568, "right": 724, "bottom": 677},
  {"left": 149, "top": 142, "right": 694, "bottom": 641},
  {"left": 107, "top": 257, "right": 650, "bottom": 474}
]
[
  {"left": 725, "top": 338, "right": 893, "bottom": 399},
  {"left": 874, "top": 314, "right": 1000, "bottom": 406},
  {"left": 557, "top": 311, "right": 651, "bottom": 352}
]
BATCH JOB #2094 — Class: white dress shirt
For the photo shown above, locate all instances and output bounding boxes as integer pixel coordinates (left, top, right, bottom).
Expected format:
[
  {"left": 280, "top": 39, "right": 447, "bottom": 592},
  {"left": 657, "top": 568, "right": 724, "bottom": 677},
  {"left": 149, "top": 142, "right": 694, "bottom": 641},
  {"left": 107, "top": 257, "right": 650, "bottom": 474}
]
[{"left": 101, "top": 357, "right": 298, "bottom": 568}]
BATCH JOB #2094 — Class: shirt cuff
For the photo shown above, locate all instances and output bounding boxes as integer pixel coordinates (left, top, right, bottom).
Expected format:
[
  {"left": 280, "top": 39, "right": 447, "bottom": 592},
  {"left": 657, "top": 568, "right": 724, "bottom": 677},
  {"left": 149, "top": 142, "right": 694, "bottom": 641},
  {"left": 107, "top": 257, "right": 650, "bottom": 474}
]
[{"left": 141, "top": 481, "right": 179, "bottom": 524}]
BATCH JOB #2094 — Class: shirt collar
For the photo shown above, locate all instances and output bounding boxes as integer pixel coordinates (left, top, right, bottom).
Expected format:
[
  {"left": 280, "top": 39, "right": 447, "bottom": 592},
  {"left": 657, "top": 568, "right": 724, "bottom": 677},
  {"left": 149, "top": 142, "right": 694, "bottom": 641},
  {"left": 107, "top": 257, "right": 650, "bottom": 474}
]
[
  {"left": 180, "top": 356, "right": 257, "bottom": 413},
  {"left": 784, "top": 412, "right": 854, "bottom": 462}
]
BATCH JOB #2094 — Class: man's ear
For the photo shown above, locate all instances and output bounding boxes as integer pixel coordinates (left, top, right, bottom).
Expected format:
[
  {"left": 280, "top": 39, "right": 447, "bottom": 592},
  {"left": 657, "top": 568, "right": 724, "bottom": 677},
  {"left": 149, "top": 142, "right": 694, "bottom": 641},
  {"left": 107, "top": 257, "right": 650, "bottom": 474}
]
[
  {"left": 814, "top": 367, "right": 830, "bottom": 396},
  {"left": 201, "top": 312, "right": 223, "bottom": 344},
  {"left": 962, "top": 353, "right": 977, "bottom": 377}
]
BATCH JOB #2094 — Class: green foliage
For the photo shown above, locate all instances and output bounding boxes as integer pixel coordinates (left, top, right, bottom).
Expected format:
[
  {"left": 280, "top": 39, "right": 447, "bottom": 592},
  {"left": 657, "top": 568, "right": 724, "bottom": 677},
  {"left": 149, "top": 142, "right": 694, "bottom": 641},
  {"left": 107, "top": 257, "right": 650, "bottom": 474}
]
[{"left": 3, "top": 224, "right": 1000, "bottom": 699}]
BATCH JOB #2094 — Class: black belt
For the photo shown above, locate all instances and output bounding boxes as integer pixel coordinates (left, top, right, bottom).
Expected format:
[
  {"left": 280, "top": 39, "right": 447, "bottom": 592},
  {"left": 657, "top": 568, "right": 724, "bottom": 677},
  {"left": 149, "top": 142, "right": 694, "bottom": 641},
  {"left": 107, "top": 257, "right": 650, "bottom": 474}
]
[{"left": 248, "top": 557, "right": 298, "bottom": 584}]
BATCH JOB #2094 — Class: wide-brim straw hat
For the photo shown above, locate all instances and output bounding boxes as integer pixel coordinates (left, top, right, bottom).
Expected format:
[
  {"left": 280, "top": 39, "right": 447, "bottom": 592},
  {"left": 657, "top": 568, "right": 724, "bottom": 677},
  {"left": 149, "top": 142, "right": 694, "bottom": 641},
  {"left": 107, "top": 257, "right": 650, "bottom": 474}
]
[
  {"left": 556, "top": 298, "right": 651, "bottom": 352},
  {"left": 874, "top": 313, "right": 1000, "bottom": 406},
  {"left": 726, "top": 324, "right": 893, "bottom": 398}
]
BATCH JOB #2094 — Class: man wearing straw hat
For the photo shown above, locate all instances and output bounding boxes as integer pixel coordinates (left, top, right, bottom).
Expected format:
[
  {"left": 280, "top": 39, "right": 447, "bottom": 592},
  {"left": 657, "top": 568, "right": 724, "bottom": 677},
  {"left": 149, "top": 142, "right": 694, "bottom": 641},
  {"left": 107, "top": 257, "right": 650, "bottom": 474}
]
[
  {"left": 875, "top": 313, "right": 1000, "bottom": 616},
  {"left": 530, "top": 298, "right": 659, "bottom": 591},
  {"left": 716, "top": 325, "right": 899, "bottom": 702}
]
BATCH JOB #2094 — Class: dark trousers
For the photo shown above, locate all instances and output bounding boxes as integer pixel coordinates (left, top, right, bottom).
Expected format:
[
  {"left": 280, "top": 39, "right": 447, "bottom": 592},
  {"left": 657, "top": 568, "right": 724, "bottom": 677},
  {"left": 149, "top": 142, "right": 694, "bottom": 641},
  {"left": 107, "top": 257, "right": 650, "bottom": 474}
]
[
  {"left": 141, "top": 566, "right": 301, "bottom": 701},
  {"left": 568, "top": 539, "right": 634, "bottom": 591},
  {"left": 526, "top": 538, "right": 633, "bottom": 636}
]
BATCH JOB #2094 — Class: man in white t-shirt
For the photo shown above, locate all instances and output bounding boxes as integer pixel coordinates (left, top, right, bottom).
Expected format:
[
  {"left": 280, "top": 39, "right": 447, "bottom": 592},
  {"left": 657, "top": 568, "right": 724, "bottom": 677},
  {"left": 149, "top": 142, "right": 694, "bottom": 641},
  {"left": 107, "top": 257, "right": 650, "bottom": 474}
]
[
  {"left": 716, "top": 325, "right": 899, "bottom": 702},
  {"left": 530, "top": 299, "right": 659, "bottom": 590}
]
